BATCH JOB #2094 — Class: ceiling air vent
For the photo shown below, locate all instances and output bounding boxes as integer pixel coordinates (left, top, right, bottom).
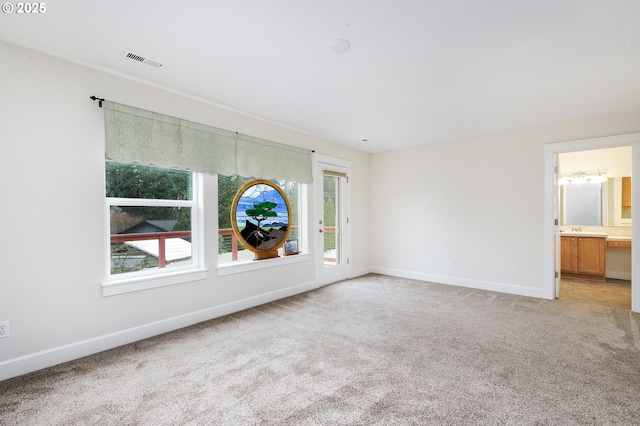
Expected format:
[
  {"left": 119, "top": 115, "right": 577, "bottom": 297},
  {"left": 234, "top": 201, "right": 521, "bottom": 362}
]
[{"left": 122, "top": 50, "right": 163, "bottom": 68}]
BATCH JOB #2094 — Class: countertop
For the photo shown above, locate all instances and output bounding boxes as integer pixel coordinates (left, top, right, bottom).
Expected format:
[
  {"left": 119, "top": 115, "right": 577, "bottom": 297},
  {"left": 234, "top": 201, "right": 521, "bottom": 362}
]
[
  {"left": 560, "top": 231, "right": 608, "bottom": 237},
  {"left": 559, "top": 231, "right": 631, "bottom": 242}
]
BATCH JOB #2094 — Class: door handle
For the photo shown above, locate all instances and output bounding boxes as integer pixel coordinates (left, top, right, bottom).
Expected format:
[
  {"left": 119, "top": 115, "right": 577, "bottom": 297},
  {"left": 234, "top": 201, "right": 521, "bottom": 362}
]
[{"left": 319, "top": 229, "right": 324, "bottom": 233}]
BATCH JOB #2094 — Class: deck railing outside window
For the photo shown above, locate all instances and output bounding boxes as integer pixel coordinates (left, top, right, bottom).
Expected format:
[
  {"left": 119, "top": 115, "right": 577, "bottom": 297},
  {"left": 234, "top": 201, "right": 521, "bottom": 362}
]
[{"left": 111, "top": 226, "right": 334, "bottom": 266}]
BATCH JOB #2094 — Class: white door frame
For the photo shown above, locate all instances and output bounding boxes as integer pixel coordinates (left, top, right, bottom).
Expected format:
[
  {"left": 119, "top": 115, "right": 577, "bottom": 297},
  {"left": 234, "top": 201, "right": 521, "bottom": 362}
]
[
  {"left": 314, "top": 154, "right": 351, "bottom": 286},
  {"left": 543, "top": 132, "right": 640, "bottom": 312},
  {"left": 554, "top": 152, "right": 561, "bottom": 299}
]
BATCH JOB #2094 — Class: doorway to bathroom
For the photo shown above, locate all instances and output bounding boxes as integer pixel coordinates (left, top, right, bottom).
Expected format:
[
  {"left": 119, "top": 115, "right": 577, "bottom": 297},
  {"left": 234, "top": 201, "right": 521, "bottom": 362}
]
[
  {"left": 544, "top": 133, "right": 639, "bottom": 312},
  {"left": 557, "top": 146, "right": 632, "bottom": 309}
]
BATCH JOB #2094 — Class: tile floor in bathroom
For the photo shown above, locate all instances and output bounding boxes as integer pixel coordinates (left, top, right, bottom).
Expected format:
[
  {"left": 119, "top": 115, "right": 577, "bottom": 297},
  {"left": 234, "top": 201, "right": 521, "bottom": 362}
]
[{"left": 559, "top": 277, "right": 631, "bottom": 309}]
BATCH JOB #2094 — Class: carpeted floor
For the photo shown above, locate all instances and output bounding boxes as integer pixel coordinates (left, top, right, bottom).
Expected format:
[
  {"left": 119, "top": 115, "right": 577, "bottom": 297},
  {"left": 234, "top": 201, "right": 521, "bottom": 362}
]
[{"left": 2, "top": 274, "right": 640, "bottom": 425}]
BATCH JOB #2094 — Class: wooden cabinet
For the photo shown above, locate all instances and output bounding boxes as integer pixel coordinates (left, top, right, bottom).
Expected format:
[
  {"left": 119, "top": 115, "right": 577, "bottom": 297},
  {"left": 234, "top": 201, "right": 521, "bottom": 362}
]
[
  {"left": 607, "top": 240, "right": 631, "bottom": 249},
  {"left": 560, "top": 236, "right": 577, "bottom": 273},
  {"left": 561, "top": 236, "right": 606, "bottom": 281},
  {"left": 622, "top": 177, "right": 632, "bottom": 207},
  {"left": 576, "top": 237, "right": 606, "bottom": 276}
]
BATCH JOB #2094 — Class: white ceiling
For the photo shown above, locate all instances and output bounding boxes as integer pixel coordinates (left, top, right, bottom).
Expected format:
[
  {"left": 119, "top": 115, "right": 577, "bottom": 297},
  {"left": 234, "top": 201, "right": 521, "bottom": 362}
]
[{"left": 2, "top": 1, "right": 640, "bottom": 153}]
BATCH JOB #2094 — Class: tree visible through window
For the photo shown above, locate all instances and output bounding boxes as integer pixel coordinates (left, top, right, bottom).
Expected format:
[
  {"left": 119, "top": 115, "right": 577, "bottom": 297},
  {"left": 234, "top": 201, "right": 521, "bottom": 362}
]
[{"left": 106, "top": 162, "right": 197, "bottom": 276}]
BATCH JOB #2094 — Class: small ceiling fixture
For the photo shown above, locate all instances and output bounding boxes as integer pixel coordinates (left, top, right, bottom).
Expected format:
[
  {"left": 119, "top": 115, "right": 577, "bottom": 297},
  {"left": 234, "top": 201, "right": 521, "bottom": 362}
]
[{"left": 331, "top": 39, "right": 351, "bottom": 53}]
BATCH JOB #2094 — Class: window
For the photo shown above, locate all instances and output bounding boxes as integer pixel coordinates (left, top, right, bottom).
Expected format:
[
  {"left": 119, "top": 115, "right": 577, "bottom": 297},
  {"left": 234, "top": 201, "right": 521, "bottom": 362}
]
[
  {"left": 104, "top": 161, "right": 205, "bottom": 295},
  {"left": 218, "top": 174, "right": 304, "bottom": 265}
]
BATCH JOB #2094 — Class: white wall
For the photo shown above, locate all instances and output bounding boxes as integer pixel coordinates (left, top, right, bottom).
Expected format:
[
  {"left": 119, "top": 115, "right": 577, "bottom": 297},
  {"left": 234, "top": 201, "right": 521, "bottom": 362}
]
[
  {"left": 0, "top": 41, "right": 370, "bottom": 380},
  {"left": 3, "top": 38, "right": 640, "bottom": 381},
  {"left": 370, "top": 115, "right": 640, "bottom": 298}
]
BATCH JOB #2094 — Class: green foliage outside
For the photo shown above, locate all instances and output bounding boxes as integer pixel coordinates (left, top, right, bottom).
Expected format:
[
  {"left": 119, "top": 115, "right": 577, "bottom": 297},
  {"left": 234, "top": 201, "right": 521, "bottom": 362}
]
[
  {"left": 106, "top": 161, "right": 193, "bottom": 274},
  {"left": 218, "top": 175, "right": 252, "bottom": 229},
  {"left": 323, "top": 175, "right": 337, "bottom": 252},
  {"left": 110, "top": 245, "right": 158, "bottom": 274},
  {"left": 107, "top": 165, "right": 335, "bottom": 259},
  {"left": 106, "top": 162, "right": 192, "bottom": 232},
  {"left": 218, "top": 175, "right": 252, "bottom": 254}
]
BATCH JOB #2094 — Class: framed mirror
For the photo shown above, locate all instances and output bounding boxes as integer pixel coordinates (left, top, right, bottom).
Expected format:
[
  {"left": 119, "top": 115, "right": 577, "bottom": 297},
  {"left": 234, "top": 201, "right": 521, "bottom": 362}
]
[
  {"left": 563, "top": 182, "right": 602, "bottom": 226},
  {"left": 231, "top": 179, "right": 291, "bottom": 260}
]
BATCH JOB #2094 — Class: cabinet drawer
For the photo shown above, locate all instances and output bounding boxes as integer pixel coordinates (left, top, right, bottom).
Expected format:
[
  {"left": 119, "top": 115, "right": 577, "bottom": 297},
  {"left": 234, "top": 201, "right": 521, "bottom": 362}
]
[{"left": 607, "top": 240, "right": 631, "bottom": 249}]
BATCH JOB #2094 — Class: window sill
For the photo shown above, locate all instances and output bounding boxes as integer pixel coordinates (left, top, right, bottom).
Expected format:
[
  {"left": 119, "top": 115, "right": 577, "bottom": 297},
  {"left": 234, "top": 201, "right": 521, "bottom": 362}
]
[
  {"left": 217, "top": 253, "right": 310, "bottom": 276},
  {"left": 103, "top": 268, "right": 208, "bottom": 296}
]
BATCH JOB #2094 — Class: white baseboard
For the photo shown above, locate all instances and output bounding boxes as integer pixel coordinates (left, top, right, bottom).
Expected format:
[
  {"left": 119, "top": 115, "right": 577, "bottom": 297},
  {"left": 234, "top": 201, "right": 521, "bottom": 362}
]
[
  {"left": 0, "top": 280, "right": 317, "bottom": 382},
  {"left": 371, "top": 267, "right": 548, "bottom": 299},
  {"left": 606, "top": 271, "right": 632, "bottom": 280},
  {"left": 349, "top": 266, "right": 372, "bottom": 279}
]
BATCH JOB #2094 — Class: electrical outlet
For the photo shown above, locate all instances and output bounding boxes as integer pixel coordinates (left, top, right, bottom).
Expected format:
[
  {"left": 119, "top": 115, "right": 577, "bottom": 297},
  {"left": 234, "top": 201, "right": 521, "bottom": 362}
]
[
  {"left": 448, "top": 259, "right": 454, "bottom": 267},
  {"left": 0, "top": 321, "right": 9, "bottom": 338}
]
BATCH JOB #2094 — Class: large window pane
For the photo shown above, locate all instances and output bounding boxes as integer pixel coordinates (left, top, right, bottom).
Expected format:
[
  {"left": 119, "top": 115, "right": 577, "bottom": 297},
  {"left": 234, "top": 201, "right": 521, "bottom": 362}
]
[
  {"left": 105, "top": 161, "right": 197, "bottom": 282},
  {"left": 109, "top": 206, "right": 193, "bottom": 275}
]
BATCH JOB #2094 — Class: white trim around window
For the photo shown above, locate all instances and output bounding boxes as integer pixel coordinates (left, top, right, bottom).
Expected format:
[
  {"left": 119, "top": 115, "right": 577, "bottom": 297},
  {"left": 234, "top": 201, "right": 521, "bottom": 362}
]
[{"left": 103, "top": 172, "right": 207, "bottom": 296}]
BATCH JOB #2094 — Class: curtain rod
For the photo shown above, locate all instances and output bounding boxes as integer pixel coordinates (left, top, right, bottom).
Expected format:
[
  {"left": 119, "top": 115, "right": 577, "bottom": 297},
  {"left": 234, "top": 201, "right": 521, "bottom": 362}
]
[{"left": 90, "top": 95, "right": 105, "bottom": 107}]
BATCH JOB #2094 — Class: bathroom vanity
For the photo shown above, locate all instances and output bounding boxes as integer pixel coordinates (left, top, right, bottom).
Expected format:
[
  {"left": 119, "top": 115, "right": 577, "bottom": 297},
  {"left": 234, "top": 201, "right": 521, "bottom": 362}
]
[
  {"left": 561, "top": 232, "right": 632, "bottom": 281},
  {"left": 561, "top": 233, "right": 607, "bottom": 281}
]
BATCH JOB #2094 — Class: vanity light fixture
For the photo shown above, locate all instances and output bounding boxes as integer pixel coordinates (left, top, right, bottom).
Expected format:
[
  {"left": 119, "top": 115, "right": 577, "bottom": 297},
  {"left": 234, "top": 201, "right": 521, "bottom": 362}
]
[
  {"left": 572, "top": 175, "right": 588, "bottom": 184},
  {"left": 559, "top": 170, "right": 608, "bottom": 185},
  {"left": 589, "top": 171, "right": 608, "bottom": 183}
]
